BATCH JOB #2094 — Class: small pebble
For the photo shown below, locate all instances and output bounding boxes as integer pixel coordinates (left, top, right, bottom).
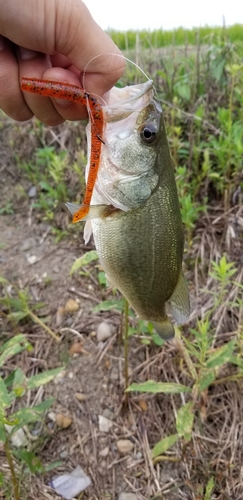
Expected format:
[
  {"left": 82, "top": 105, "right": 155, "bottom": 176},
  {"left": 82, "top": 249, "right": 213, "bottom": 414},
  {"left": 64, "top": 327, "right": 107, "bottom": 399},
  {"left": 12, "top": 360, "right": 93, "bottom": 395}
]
[
  {"left": 138, "top": 399, "right": 148, "bottom": 412},
  {"left": 31, "top": 427, "right": 42, "bottom": 437},
  {"left": 28, "top": 185, "right": 37, "bottom": 198},
  {"left": 69, "top": 342, "right": 88, "bottom": 356},
  {"left": 60, "top": 450, "right": 68, "bottom": 459},
  {"left": 102, "top": 408, "right": 114, "bottom": 420},
  {"left": 99, "top": 446, "right": 109, "bottom": 458},
  {"left": 27, "top": 255, "right": 37, "bottom": 264},
  {"left": 64, "top": 298, "right": 79, "bottom": 313},
  {"left": 56, "top": 414, "right": 73, "bottom": 429},
  {"left": 116, "top": 439, "right": 134, "bottom": 454},
  {"left": 5, "top": 426, "right": 28, "bottom": 448},
  {"left": 135, "top": 452, "right": 143, "bottom": 460},
  {"left": 53, "top": 371, "right": 66, "bottom": 384},
  {"left": 75, "top": 392, "right": 87, "bottom": 402},
  {"left": 109, "top": 367, "right": 119, "bottom": 382},
  {"left": 99, "top": 415, "right": 113, "bottom": 433},
  {"left": 96, "top": 322, "right": 114, "bottom": 342},
  {"left": 56, "top": 306, "right": 65, "bottom": 327},
  {"left": 118, "top": 493, "right": 138, "bottom": 500},
  {"left": 48, "top": 412, "right": 56, "bottom": 422}
]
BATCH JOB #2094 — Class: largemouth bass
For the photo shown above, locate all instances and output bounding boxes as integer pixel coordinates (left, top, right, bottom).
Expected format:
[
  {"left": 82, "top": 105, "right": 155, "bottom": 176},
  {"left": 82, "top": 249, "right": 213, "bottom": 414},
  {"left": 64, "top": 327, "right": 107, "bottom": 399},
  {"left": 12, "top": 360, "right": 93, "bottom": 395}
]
[{"left": 82, "top": 79, "right": 190, "bottom": 339}]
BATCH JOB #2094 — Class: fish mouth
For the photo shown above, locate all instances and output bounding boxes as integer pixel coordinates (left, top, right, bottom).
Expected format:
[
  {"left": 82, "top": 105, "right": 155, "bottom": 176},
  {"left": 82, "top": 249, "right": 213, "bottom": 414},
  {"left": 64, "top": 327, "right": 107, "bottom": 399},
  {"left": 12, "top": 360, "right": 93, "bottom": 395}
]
[{"left": 102, "top": 80, "right": 155, "bottom": 121}]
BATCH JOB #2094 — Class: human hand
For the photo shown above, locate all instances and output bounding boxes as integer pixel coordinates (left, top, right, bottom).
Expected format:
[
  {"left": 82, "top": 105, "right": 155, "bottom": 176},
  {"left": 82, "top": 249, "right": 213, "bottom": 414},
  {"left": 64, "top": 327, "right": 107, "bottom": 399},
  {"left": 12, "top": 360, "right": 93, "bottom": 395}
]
[{"left": 0, "top": 0, "right": 125, "bottom": 125}]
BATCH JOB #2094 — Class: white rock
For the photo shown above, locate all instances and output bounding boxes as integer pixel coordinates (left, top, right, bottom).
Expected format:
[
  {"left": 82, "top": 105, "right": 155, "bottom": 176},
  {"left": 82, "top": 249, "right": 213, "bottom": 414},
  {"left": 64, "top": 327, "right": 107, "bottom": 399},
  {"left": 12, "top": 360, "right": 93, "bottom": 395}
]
[
  {"left": 53, "top": 370, "right": 66, "bottom": 384},
  {"left": 96, "top": 322, "right": 114, "bottom": 342},
  {"left": 116, "top": 439, "right": 134, "bottom": 454},
  {"left": 48, "top": 411, "right": 57, "bottom": 422},
  {"left": 28, "top": 185, "right": 37, "bottom": 198},
  {"left": 99, "top": 446, "right": 109, "bottom": 457},
  {"left": 5, "top": 425, "right": 28, "bottom": 447},
  {"left": 118, "top": 493, "right": 138, "bottom": 500},
  {"left": 27, "top": 255, "right": 37, "bottom": 264},
  {"left": 98, "top": 415, "right": 113, "bottom": 433}
]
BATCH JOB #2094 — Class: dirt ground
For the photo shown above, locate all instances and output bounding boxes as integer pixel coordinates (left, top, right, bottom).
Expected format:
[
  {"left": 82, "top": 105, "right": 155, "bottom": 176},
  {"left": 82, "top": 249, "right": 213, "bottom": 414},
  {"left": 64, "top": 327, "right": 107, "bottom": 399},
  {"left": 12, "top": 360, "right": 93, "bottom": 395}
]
[{"left": 0, "top": 116, "right": 243, "bottom": 500}]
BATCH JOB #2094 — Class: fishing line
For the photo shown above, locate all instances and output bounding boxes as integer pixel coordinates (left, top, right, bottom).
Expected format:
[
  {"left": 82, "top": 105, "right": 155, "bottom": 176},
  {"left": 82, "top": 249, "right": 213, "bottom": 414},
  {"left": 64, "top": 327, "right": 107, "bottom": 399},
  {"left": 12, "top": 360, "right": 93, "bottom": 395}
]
[{"left": 82, "top": 52, "right": 156, "bottom": 101}]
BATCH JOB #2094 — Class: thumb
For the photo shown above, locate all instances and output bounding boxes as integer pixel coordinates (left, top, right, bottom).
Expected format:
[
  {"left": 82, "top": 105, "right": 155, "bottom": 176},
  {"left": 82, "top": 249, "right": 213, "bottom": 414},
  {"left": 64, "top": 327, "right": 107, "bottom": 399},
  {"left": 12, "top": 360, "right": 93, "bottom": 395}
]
[{"left": 55, "top": 0, "right": 125, "bottom": 95}]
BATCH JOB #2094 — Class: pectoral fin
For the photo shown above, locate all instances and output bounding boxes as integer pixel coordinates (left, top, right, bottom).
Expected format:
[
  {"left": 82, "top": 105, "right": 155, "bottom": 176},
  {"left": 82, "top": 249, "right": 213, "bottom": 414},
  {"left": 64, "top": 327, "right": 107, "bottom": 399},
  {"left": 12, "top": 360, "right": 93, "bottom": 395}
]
[
  {"left": 66, "top": 202, "right": 119, "bottom": 222},
  {"left": 168, "top": 270, "right": 190, "bottom": 324}
]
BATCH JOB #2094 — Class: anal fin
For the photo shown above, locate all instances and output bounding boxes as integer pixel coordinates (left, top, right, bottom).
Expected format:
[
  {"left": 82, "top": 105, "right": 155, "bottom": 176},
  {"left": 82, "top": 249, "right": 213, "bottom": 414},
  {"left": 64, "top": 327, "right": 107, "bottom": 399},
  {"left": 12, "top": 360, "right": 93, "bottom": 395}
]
[{"left": 168, "top": 270, "right": 190, "bottom": 325}]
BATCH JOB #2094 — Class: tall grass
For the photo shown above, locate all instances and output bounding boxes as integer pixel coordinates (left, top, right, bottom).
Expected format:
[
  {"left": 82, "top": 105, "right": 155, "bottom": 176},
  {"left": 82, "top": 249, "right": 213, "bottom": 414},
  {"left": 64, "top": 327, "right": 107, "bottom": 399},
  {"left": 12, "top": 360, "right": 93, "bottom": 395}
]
[{"left": 108, "top": 24, "right": 243, "bottom": 50}]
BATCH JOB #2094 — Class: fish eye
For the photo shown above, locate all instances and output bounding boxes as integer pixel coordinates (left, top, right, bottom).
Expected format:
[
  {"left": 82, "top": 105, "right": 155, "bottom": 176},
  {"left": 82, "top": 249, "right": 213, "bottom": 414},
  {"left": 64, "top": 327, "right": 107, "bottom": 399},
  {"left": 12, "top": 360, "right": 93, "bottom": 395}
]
[{"left": 140, "top": 123, "right": 157, "bottom": 144}]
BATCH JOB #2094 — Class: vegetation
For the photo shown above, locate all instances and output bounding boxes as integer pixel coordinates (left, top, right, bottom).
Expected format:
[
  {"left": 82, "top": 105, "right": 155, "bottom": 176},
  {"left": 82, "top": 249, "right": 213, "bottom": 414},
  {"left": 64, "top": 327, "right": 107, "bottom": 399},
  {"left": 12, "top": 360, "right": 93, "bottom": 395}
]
[
  {"left": 108, "top": 23, "right": 243, "bottom": 50},
  {"left": 0, "top": 24, "right": 243, "bottom": 499}
]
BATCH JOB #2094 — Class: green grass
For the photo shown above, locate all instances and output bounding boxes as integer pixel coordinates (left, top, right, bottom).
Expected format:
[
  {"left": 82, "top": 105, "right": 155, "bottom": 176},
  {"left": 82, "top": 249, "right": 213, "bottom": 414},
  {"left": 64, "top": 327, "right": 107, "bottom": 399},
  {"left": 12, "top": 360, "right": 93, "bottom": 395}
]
[{"left": 108, "top": 24, "right": 243, "bottom": 50}]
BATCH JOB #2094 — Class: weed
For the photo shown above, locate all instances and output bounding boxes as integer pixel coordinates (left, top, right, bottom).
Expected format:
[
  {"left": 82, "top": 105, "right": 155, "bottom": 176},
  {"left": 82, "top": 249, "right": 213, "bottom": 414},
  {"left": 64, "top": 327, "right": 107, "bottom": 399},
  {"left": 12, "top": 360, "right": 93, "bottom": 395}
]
[
  {"left": 0, "top": 276, "right": 60, "bottom": 342},
  {"left": 0, "top": 333, "right": 63, "bottom": 500},
  {"left": 0, "top": 202, "right": 14, "bottom": 215}
]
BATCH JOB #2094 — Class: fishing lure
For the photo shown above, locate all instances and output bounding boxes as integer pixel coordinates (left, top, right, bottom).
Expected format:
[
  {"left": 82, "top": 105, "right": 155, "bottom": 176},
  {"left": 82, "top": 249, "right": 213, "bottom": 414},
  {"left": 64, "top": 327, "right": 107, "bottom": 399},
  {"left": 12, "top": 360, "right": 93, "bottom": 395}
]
[{"left": 21, "top": 78, "right": 105, "bottom": 222}]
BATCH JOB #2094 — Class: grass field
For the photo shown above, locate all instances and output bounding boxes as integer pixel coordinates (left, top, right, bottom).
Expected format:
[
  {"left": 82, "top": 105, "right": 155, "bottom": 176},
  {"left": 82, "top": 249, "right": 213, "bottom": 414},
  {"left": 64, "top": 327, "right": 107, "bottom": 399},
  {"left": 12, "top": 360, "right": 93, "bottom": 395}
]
[{"left": 0, "top": 25, "right": 243, "bottom": 500}]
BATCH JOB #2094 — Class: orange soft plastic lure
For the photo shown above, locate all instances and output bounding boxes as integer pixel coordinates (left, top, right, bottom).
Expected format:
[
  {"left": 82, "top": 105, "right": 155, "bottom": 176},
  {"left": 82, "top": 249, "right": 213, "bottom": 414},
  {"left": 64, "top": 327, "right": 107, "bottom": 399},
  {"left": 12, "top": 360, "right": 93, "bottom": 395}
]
[{"left": 21, "top": 78, "right": 105, "bottom": 223}]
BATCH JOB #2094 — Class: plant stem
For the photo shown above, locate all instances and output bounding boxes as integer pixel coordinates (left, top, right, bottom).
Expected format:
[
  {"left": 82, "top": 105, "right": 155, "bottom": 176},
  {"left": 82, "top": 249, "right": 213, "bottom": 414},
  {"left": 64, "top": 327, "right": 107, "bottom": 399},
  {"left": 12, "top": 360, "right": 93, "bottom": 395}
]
[
  {"left": 28, "top": 310, "right": 61, "bottom": 342},
  {"left": 4, "top": 438, "right": 20, "bottom": 500},
  {"left": 124, "top": 299, "right": 129, "bottom": 403},
  {"left": 175, "top": 335, "right": 197, "bottom": 380}
]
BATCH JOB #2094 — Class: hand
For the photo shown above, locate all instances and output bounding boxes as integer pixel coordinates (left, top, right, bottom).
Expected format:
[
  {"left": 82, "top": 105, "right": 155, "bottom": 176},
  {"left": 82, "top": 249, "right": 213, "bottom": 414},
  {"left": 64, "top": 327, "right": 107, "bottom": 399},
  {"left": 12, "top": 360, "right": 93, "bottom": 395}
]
[{"left": 0, "top": 0, "right": 125, "bottom": 125}]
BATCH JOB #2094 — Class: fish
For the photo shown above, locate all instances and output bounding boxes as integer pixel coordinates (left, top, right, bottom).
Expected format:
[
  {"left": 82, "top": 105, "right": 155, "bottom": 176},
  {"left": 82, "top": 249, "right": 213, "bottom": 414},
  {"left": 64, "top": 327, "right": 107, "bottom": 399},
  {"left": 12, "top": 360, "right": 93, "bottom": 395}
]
[
  {"left": 70, "top": 79, "right": 190, "bottom": 339},
  {"left": 21, "top": 76, "right": 190, "bottom": 339}
]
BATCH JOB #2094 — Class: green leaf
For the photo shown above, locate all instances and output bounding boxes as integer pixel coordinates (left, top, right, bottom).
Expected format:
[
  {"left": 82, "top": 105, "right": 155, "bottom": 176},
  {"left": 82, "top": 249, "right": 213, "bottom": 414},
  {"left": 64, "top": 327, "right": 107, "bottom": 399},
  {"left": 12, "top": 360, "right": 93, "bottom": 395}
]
[
  {"left": 27, "top": 367, "right": 64, "bottom": 390},
  {"left": 204, "top": 477, "right": 215, "bottom": 500},
  {"left": 93, "top": 298, "right": 125, "bottom": 313},
  {"left": 0, "top": 334, "right": 32, "bottom": 367},
  {"left": 0, "top": 377, "right": 12, "bottom": 408},
  {"left": 12, "top": 368, "right": 27, "bottom": 397},
  {"left": 206, "top": 339, "right": 235, "bottom": 369},
  {"left": 175, "top": 83, "right": 191, "bottom": 101},
  {"left": 13, "top": 368, "right": 26, "bottom": 387},
  {"left": 70, "top": 250, "right": 99, "bottom": 274},
  {"left": 126, "top": 380, "right": 191, "bottom": 394},
  {"left": 176, "top": 401, "right": 194, "bottom": 440},
  {"left": 7, "top": 311, "right": 28, "bottom": 322},
  {"left": 196, "top": 369, "right": 215, "bottom": 392},
  {"left": 152, "top": 434, "right": 179, "bottom": 459},
  {"left": 152, "top": 333, "right": 164, "bottom": 347},
  {"left": 12, "top": 450, "right": 44, "bottom": 473},
  {"left": 12, "top": 398, "right": 55, "bottom": 429},
  {"left": 44, "top": 460, "right": 63, "bottom": 472}
]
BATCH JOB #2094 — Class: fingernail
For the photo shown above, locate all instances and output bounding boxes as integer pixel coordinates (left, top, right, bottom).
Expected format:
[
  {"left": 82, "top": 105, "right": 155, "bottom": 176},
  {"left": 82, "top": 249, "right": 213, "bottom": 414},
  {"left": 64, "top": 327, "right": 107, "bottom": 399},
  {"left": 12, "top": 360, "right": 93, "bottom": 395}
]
[
  {"left": 18, "top": 46, "right": 39, "bottom": 60},
  {"left": 0, "top": 35, "right": 5, "bottom": 51}
]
